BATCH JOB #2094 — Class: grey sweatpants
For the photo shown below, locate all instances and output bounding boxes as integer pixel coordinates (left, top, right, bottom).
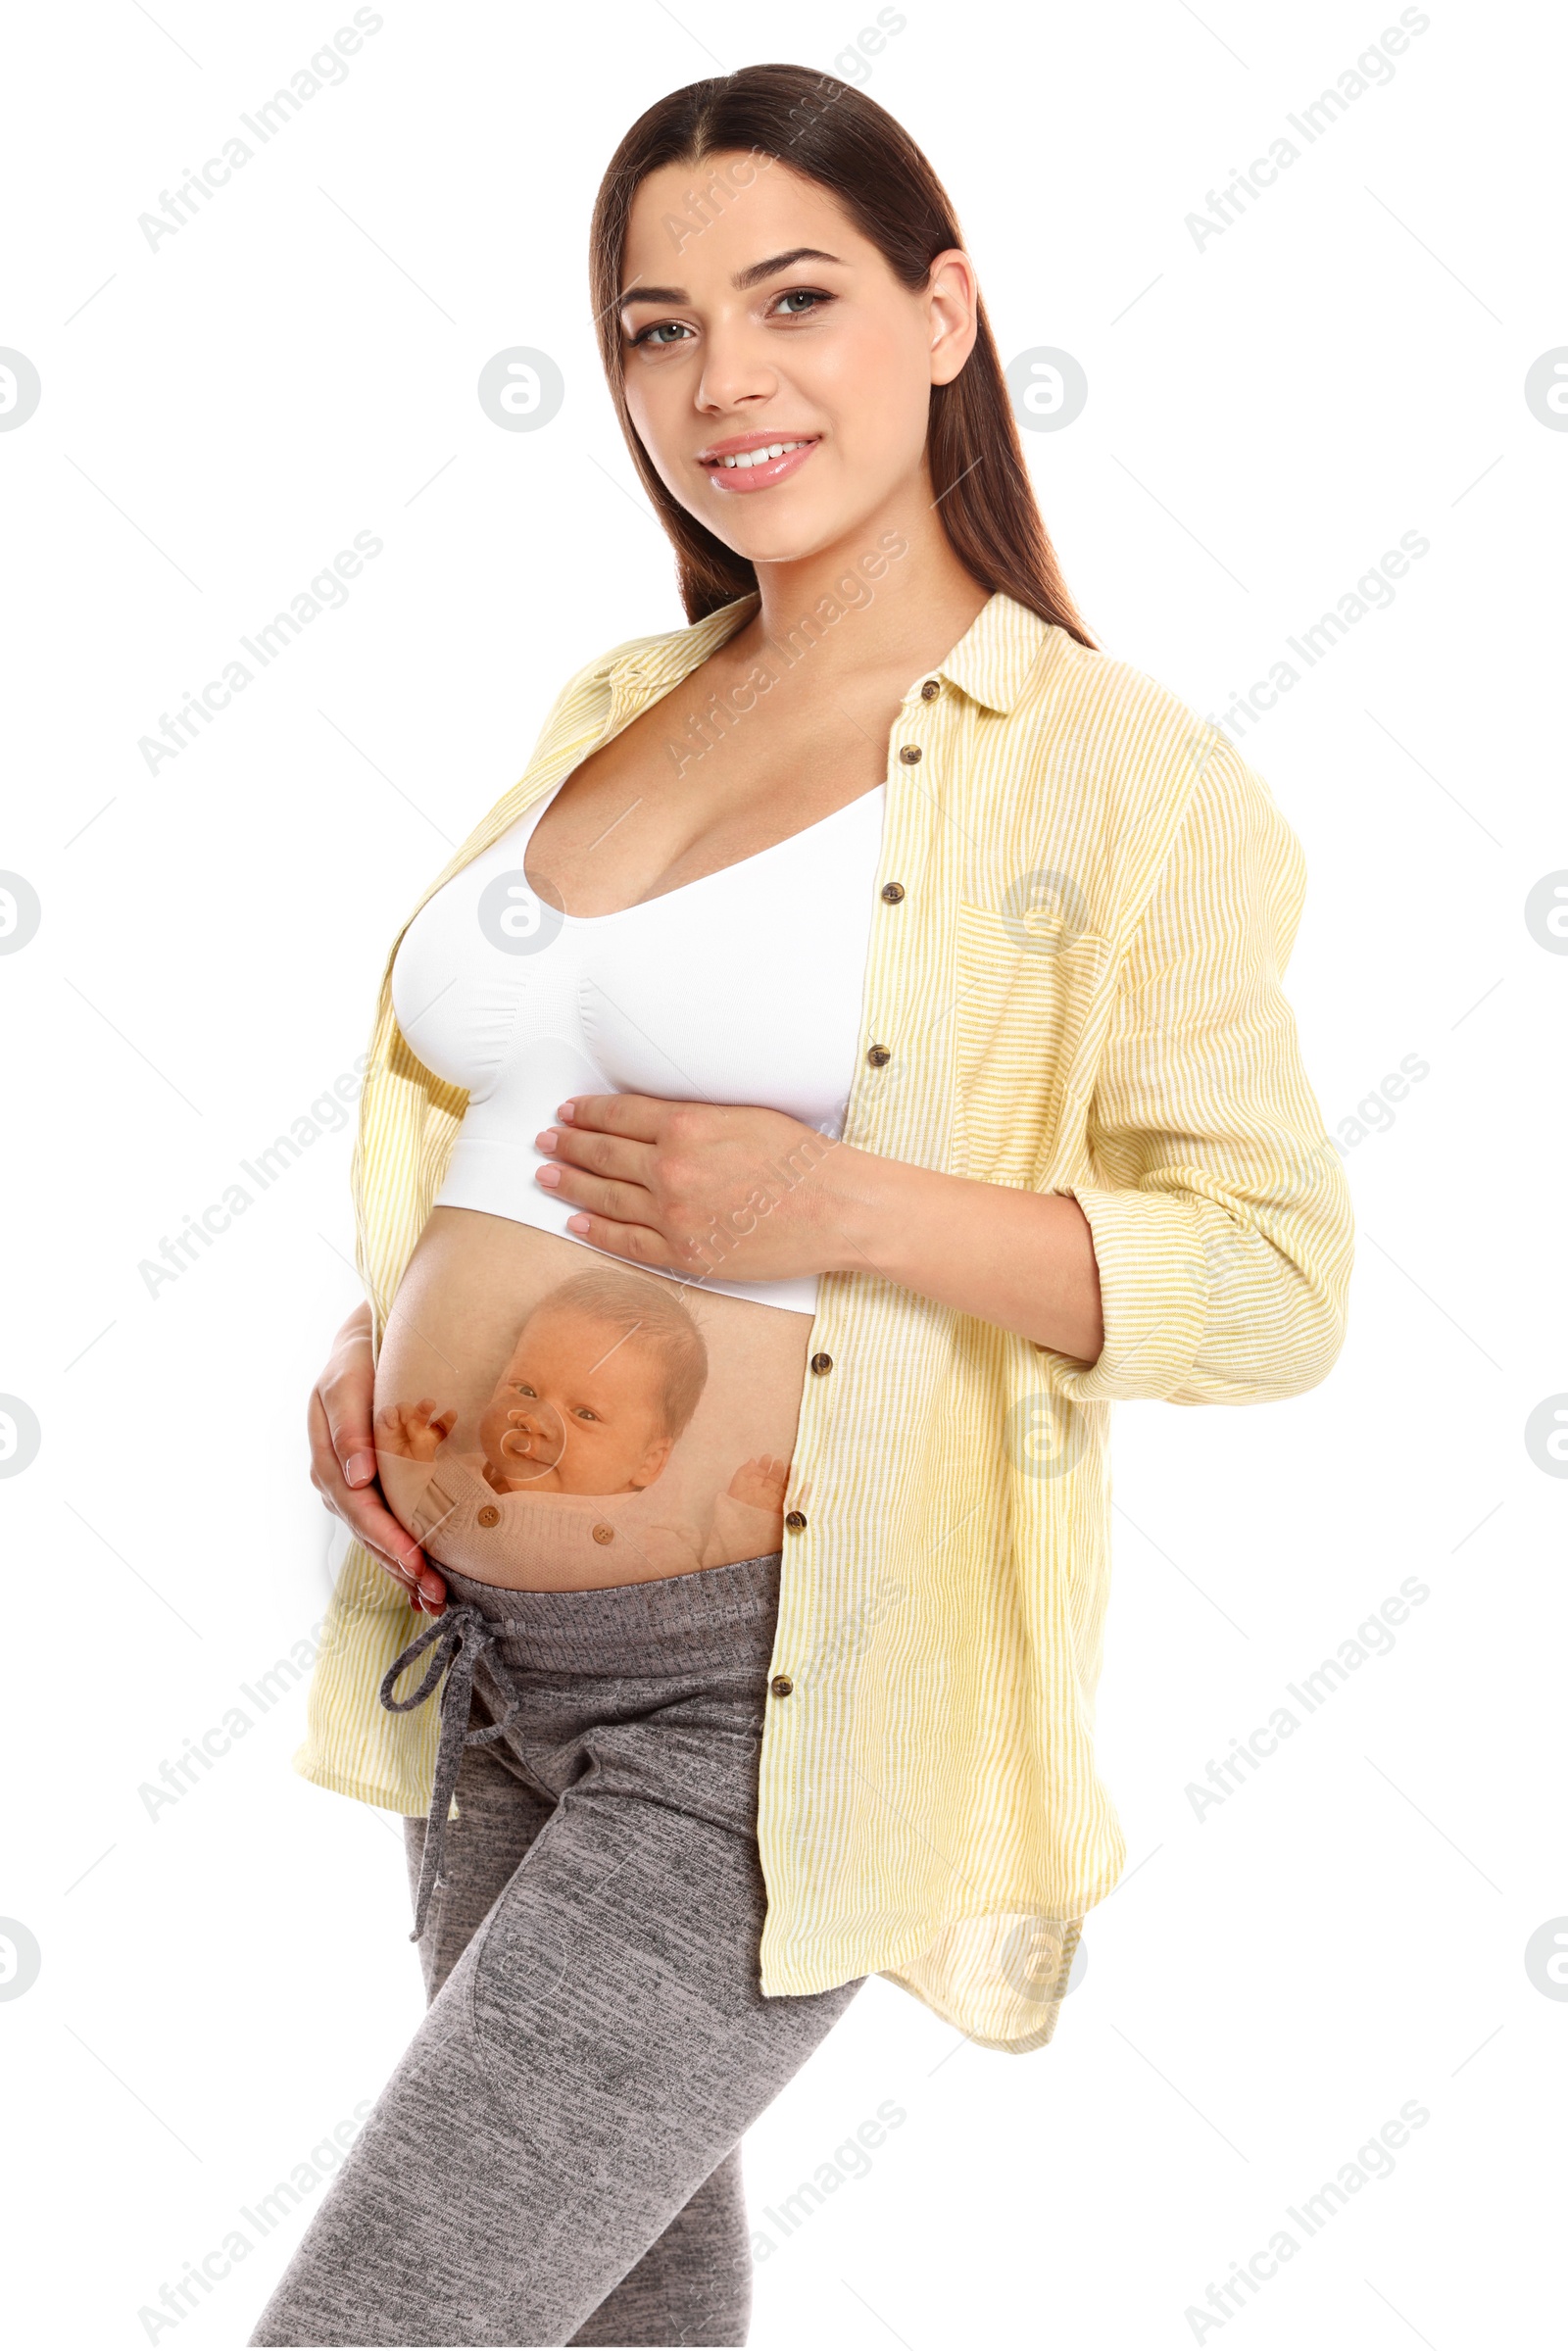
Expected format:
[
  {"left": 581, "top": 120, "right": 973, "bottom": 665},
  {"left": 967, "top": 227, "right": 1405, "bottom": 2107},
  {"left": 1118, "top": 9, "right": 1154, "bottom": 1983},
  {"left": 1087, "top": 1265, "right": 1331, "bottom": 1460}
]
[{"left": 248, "top": 1551, "right": 863, "bottom": 2347}]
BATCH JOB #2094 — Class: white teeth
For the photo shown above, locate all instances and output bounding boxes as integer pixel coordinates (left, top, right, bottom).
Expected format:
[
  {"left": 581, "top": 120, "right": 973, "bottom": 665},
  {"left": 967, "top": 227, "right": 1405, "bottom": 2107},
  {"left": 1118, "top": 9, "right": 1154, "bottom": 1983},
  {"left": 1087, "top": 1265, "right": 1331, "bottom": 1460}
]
[{"left": 715, "top": 440, "right": 808, "bottom": 468}]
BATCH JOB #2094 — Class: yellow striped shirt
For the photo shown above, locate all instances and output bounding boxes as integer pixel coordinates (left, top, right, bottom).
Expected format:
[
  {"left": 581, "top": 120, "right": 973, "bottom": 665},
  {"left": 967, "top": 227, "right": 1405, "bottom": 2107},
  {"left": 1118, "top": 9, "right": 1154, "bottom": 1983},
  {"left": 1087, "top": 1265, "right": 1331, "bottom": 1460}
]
[{"left": 293, "top": 587, "right": 1353, "bottom": 2053}]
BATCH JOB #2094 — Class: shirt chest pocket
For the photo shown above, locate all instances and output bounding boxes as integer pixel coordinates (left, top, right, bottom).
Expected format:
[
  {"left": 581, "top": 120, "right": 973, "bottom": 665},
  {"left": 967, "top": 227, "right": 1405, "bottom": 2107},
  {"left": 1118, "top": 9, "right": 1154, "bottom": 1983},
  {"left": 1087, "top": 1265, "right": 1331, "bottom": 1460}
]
[{"left": 951, "top": 898, "right": 1111, "bottom": 1186}]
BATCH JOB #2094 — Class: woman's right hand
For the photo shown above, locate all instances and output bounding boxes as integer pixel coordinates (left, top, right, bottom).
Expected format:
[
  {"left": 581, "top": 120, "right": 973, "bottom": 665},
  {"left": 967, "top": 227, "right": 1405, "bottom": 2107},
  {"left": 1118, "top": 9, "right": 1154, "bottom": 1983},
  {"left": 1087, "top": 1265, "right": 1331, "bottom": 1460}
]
[{"left": 309, "top": 1300, "right": 448, "bottom": 1614}]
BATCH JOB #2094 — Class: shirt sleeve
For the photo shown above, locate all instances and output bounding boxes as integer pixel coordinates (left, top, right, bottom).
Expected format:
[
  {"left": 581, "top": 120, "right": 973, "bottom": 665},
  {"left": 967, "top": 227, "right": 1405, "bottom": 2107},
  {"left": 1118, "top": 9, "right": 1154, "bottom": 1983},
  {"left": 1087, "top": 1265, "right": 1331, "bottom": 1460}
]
[{"left": 1036, "top": 735, "right": 1354, "bottom": 1407}]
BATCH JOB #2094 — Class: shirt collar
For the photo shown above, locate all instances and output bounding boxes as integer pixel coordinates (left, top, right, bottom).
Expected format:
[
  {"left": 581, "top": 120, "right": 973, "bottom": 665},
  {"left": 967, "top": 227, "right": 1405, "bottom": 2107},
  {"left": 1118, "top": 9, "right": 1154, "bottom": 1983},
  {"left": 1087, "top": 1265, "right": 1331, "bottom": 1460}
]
[
  {"left": 929, "top": 590, "right": 1054, "bottom": 715},
  {"left": 601, "top": 591, "right": 760, "bottom": 697},
  {"left": 599, "top": 585, "right": 1054, "bottom": 714}
]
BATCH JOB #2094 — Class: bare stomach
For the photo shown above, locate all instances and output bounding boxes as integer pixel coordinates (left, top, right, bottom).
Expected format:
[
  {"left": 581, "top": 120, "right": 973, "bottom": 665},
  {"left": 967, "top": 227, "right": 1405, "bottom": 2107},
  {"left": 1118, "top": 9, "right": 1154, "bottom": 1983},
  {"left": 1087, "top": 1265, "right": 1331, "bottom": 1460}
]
[{"left": 372, "top": 1207, "right": 811, "bottom": 1591}]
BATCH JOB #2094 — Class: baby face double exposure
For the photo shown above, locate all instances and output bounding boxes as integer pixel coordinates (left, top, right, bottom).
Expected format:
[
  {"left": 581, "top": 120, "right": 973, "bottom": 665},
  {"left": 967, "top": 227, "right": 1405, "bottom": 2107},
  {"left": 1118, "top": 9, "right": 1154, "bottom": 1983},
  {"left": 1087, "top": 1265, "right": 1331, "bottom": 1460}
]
[{"left": 478, "top": 1300, "right": 680, "bottom": 1495}]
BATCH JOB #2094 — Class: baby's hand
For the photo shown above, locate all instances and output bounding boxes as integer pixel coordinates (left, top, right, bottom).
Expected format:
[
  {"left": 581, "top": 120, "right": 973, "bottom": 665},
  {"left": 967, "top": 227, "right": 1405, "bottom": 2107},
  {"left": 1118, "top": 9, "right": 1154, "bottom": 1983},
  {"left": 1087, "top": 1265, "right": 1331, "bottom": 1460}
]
[
  {"left": 726, "top": 1454, "right": 790, "bottom": 1513},
  {"left": 374, "top": 1398, "right": 457, "bottom": 1462}
]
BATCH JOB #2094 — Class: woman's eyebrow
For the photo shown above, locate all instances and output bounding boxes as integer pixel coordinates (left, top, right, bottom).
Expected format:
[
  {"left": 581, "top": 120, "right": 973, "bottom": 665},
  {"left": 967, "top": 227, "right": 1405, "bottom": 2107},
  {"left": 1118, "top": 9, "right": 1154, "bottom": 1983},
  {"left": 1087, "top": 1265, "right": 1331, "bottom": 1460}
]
[{"left": 618, "top": 247, "right": 846, "bottom": 309}]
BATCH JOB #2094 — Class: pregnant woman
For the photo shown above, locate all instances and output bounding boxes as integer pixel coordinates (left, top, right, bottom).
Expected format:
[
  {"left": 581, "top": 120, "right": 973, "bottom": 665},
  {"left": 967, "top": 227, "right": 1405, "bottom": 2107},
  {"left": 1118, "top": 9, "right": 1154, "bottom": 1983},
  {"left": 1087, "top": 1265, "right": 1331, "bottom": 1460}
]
[{"left": 253, "top": 62, "right": 1353, "bottom": 2349}]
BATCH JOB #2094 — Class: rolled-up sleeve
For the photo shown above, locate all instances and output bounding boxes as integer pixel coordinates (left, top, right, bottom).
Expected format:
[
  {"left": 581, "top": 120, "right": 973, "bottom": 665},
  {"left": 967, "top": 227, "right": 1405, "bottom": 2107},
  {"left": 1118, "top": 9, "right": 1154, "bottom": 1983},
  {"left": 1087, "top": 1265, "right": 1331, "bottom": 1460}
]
[{"left": 1039, "top": 737, "right": 1353, "bottom": 1407}]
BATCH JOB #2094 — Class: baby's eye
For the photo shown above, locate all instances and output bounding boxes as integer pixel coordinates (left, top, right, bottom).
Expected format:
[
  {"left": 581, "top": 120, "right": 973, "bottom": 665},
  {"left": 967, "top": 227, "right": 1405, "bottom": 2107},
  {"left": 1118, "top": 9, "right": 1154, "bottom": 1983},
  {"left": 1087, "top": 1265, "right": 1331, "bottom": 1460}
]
[
  {"left": 514, "top": 1383, "right": 537, "bottom": 1398},
  {"left": 574, "top": 1406, "right": 600, "bottom": 1422}
]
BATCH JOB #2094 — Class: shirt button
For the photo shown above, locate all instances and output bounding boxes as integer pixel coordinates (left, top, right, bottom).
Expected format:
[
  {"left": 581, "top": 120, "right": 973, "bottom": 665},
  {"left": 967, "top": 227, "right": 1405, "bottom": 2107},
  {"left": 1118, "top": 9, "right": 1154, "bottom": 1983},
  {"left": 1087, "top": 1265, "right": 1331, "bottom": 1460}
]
[
  {"left": 770, "top": 1674, "right": 794, "bottom": 1698},
  {"left": 920, "top": 679, "right": 941, "bottom": 701},
  {"left": 866, "top": 1044, "right": 891, "bottom": 1067},
  {"left": 592, "top": 1523, "right": 614, "bottom": 1544},
  {"left": 784, "top": 1510, "right": 808, "bottom": 1532},
  {"left": 898, "top": 744, "right": 922, "bottom": 763},
  {"left": 880, "top": 882, "right": 905, "bottom": 904},
  {"left": 477, "top": 1505, "right": 500, "bottom": 1528},
  {"left": 809, "top": 1351, "right": 833, "bottom": 1374}
]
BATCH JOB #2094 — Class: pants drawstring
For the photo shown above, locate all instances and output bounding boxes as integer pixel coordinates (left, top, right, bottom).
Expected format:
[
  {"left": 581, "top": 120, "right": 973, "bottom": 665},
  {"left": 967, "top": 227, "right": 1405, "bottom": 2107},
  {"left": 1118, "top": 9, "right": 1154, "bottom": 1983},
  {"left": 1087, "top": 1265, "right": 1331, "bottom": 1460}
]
[{"left": 379, "top": 1605, "right": 525, "bottom": 1943}]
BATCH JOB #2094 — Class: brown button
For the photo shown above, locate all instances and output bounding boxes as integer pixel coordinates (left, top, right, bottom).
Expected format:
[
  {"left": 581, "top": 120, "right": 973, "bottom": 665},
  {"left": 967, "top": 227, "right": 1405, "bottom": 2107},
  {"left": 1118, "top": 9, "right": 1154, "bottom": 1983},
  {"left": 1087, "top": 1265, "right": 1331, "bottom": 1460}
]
[
  {"left": 592, "top": 1523, "right": 614, "bottom": 1545},
  {"left": 866, "top": 1044, "right": 891, "bottom": 1067},
  {"left": 784, "top": 1510, "right": 807, "bottom": 1532},
  {"left": 809, "top": 1351, "right": 833, "bottom": 1375},
  {"left": 898, "top": 744, "right": 922, "bottom": 763},
  {"left": 476, "top": 1505, "right": 500, "bottom": 1529},
  {"left": 920, "top": 679, "right": 940, "bottom": 701},
  {"left": 880, "top": 881, "right": 905, "bottom": 904},
  {"left": 770, "top": 1674, "right": 794, "bottom": 1698}
]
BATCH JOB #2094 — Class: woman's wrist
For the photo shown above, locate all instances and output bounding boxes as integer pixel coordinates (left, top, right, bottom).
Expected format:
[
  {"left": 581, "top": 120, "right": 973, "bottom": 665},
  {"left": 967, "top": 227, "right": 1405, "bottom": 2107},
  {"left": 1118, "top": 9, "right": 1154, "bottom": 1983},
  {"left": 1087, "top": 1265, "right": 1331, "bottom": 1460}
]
[
  {"left": 812, "top": 1142, "right": 1103, "bottom": 1361},
  {"left": 810, "top": 1140, "right": 909, "bottom": 1278}
]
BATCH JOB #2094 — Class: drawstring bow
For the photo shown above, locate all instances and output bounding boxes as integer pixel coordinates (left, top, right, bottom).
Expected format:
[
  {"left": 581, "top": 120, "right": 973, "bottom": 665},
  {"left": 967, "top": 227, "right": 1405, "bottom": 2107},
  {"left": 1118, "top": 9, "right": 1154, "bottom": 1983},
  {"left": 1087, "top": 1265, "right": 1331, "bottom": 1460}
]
[{"left": 379, "top": 1604, "right": 525, "bottom": 1943}]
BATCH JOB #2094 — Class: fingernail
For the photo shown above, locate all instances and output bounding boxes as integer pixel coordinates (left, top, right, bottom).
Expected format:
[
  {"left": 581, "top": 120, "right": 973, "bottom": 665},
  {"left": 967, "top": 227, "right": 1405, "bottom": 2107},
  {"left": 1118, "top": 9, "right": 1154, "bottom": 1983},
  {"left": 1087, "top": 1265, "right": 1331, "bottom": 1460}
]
[
  {"left": 556, "top": 1101, "right": 576, "bottom": 1121},
  {"left": 345, "top": 1451, "right": 374, "bottom": 1484},
  {"left": 535, "top": 1164, "right": 561, "bottom": 1189},
  {"left": 535, "top": 1129, "right": 558, "bottom": 1153},
  {"left": 565, "top": 1214, "right": 591, "bottom": 1234}
]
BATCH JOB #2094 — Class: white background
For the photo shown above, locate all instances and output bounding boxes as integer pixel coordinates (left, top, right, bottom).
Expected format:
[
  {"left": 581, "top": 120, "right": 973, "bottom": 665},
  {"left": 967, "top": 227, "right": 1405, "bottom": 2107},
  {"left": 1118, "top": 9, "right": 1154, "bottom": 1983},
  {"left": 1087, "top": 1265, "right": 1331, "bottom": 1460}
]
[{"left": 1, "top": 1, "right": 1563, "bottom": 2345}]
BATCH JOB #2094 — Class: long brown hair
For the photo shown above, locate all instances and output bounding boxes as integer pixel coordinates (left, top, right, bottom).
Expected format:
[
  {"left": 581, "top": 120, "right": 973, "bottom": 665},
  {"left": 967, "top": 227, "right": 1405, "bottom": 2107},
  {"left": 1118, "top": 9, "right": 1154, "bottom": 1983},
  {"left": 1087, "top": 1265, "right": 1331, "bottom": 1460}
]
[{"left": 588, "top": 63, "right": 1097, "bottom": 648}]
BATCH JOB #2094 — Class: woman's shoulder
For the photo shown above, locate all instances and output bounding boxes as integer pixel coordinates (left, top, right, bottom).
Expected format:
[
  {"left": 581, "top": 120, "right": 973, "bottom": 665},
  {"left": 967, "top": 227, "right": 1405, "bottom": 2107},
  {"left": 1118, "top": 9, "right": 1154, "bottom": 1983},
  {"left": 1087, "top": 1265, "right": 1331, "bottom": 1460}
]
[
  {"left": 505, "top": 599, "right": 747, "bottom": 779},
  {"left": 542, "top": 595, "right": 757, "bottom": 716},
  {"left": 1023, "top": 625, "right": 1219, "bottom": 759},
  {"left": 1018, "top": 623, "right": 1276, "bottom": 827}
]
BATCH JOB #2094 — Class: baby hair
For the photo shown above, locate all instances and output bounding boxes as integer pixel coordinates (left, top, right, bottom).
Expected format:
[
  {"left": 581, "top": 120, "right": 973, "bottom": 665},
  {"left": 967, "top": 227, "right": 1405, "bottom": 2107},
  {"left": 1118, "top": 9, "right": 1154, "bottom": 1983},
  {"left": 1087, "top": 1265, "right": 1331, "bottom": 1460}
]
[{"left": 528, "top": 1265, "right": 709, "bottom": 1440}]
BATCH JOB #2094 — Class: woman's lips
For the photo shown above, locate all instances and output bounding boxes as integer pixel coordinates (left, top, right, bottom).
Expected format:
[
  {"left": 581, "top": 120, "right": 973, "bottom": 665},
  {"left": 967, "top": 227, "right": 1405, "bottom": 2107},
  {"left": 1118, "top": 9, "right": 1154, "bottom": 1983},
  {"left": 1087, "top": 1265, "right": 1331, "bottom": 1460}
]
[{"left": 700, "top": 439, "right": 818, "bottom": 495}]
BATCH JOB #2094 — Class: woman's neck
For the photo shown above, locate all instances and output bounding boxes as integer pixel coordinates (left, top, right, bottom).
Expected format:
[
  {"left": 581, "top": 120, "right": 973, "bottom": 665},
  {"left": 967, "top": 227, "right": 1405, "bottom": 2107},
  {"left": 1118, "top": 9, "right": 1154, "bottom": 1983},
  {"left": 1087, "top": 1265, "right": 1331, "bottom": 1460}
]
[{"left": 732, "top": 465, "right": 992, "bottom": 698}]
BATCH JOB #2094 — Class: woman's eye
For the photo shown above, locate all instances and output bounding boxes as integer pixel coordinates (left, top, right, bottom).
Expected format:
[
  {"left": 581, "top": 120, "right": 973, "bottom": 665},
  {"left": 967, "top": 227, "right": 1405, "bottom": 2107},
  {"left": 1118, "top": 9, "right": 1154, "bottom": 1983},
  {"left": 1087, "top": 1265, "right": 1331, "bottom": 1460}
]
[{"left": 630, "top": 290, "right": 831, "bottom": 348}]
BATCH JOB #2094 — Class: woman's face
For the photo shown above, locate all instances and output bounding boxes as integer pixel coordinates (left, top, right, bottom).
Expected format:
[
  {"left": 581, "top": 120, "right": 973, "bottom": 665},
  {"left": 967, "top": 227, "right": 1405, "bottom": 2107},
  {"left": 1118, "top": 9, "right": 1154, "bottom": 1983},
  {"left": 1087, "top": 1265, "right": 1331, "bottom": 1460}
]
[{"left": 617, "top": 150, "right": 974, "bottom": 566}]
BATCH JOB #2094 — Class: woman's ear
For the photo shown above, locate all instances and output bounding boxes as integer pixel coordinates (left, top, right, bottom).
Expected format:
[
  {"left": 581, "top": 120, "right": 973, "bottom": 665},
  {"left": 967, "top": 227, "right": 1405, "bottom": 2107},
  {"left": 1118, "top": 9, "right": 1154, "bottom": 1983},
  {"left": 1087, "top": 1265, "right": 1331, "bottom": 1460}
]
[{"left": 925, "top": 247, "right": 979, "bottom": 385}]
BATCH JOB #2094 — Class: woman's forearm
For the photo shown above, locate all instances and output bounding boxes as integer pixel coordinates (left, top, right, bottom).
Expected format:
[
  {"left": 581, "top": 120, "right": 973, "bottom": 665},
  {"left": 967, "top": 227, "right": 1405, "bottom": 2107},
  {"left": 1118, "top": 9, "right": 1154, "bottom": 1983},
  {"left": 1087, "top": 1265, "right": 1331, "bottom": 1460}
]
[{"left": 814, "top": 1146, "right": 1104, "bottom": 1364}]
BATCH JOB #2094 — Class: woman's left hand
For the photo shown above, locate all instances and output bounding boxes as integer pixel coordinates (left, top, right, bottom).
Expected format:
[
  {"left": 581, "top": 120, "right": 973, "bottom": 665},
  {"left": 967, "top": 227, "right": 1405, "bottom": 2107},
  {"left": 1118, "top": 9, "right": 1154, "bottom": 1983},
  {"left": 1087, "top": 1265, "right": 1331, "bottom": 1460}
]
[{"left": 533, "top": 1094, "right": 858, "bottom": 1285}]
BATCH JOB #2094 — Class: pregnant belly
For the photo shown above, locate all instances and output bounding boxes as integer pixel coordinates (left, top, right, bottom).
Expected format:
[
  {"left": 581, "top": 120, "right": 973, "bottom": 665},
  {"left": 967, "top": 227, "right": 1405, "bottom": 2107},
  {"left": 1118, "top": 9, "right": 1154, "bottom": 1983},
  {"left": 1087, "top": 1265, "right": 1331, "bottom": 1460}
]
[{"left": 373, "top": 1206, "right": 811, "bottom": 1590}]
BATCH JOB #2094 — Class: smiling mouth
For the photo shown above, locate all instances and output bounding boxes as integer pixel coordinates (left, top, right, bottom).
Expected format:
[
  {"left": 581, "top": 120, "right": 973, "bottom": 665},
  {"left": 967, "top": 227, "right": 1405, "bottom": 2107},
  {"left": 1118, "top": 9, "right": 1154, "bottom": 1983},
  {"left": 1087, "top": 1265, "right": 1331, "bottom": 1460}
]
[
  {"left": 700, "top": 438, "right": 817, "bottom": 470},
  {"left": 502, "top": 1421, "right": 560, "bottom": 1462},
  {"left": 697, "top": 437, "right": 820, "bottom": 493}
]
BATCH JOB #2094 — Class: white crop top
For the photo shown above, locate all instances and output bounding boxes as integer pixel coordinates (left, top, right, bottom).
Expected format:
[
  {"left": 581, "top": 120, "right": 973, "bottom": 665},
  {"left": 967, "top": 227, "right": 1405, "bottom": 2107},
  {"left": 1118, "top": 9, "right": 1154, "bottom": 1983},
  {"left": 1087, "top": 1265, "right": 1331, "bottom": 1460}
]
[{"left": 389, "top": 778, "right": 888, "bottom": 1313}]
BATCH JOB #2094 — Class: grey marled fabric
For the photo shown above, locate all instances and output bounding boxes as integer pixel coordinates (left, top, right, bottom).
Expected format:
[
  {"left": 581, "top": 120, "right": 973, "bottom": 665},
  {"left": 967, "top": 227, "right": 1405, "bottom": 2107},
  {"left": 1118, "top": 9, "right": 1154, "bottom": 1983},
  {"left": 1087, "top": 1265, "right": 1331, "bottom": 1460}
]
[{"left": 248, "top": 1552, "right": 862, "bottom": 2347}]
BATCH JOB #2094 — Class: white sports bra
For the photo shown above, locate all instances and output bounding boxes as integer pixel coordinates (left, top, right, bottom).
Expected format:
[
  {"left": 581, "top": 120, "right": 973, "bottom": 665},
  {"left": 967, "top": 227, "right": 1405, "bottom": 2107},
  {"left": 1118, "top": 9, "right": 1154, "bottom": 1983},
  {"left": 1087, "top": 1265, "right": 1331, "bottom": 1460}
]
[{"left": 389, "top": 776, "right": 888, "bottom": 1313}]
